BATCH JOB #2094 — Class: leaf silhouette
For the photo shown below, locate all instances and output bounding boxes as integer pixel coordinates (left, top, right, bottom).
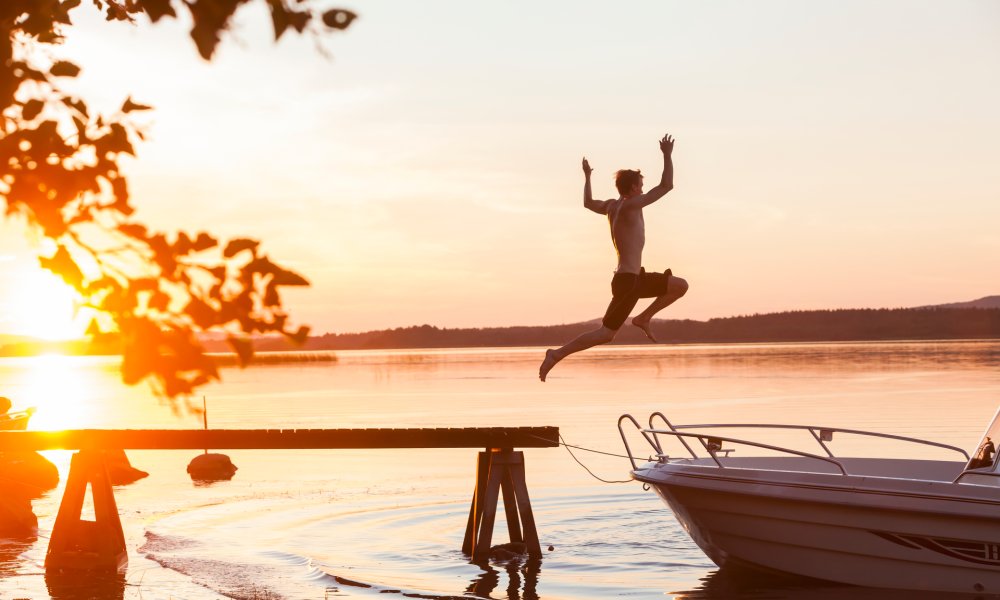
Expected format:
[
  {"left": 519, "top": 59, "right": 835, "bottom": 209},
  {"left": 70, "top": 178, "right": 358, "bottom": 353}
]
[
  {"left": 50, "top": 61, "right": 81, "bottom": 77},
  {"left": 272, "top": 267, "right": 309, "bottom": 286},
  {"left": 322, "top": 9, "right": 356, "bottom": 30},
  {"left": 122, "top": 96, "right": 153, "bottom": 112},
  {"left": 22, "top": 99, "right": 43, "bottom": 120},
  {"left": 140, "top": 0, "right": 175, "bottom": 22},
  {"left": 223, "top": 238, "right": 260, "bottom": 258},
  {"left": 38, "top": 245, "right": 84, "bottom": 290},
  {"left": 3, "top": 0, "right": 348, "bottom": 399}
]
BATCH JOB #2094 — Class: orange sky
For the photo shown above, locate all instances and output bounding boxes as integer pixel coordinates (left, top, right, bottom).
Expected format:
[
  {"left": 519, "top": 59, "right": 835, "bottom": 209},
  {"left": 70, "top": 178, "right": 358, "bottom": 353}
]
[{"left": 1, "top": 1, "right": 999, "bottom": 339}]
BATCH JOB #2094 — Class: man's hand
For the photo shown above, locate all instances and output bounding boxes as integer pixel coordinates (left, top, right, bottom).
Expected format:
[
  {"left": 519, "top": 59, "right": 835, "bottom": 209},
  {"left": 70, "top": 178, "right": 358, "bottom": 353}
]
[
  {"left": 582, "top": 157, "right": 593, "bottom": 178},
  {"left": 659, "top": 133, "right": 675, "bottom": 156}
]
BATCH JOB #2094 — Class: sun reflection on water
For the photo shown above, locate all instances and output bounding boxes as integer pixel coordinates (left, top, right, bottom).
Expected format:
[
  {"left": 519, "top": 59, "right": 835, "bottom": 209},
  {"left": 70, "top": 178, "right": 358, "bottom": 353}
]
[{"left": 18, "top": 354, "right": 102, "bottom": 430}]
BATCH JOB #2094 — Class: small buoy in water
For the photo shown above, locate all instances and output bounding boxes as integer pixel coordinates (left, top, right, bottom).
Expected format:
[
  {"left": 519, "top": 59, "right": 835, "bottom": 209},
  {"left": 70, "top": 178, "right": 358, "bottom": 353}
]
[
  {"left": 187, "top": 452, "right": 237, "bottom": 481},
  {"left": 187, "top": 396, "right": 237, "bottom": 481},
  {"left": 548, "top": 545, "right": 554, "bottom": 551}
]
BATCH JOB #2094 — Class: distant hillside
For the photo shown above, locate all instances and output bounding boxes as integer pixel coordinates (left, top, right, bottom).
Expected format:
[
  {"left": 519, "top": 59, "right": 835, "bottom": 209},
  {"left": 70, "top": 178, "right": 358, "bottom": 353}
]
[
  {"left": 3, "top": 300, "right": 998, "bottom": 357},
  {"left": 244, "top": 306, "right": 1000, "bottom": 352},
  {"left": 926, "top": 296, "right": 1000, "bottom": 310}
]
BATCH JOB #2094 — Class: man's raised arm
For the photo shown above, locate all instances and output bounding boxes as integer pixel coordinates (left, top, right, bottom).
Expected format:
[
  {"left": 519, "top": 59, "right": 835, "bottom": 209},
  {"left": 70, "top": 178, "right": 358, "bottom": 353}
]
[
  {"left": 629, "top": 133, "right": 675, "bottom": 209},
  {"left": 582, "top": 157, "right": 611, "bottom": 214}
]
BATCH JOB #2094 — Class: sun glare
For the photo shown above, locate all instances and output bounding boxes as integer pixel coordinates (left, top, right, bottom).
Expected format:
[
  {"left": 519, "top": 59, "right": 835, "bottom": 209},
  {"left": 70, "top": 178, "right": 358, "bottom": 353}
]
[
  {"left": 2, "top": 267, "right": 90, "bottom": 341},
  {"left": 20, "top": 354, "right": 96, "bottom": 430}
]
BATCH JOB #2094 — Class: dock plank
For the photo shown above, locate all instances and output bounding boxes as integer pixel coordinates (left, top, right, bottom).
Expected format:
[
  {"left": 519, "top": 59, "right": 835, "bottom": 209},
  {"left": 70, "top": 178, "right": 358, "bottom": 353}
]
[{"left": 0, "top": 427, "right": 559, "bottom": 450}]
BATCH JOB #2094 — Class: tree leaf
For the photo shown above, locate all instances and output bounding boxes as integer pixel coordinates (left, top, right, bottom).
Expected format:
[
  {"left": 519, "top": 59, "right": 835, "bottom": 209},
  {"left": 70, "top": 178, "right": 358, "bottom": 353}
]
[
  {"left": 118, "top": 222, "right": 148, "bottom": 240},
  {"left": 269, "top": 2, "right": 289, "bottom": 40},
  {"left": 175, "top": 231, "right": 193, "bottom": 254},
  {"left": 61, "top": 96, "right": 89, "bottom": 117},
  {"left": 72, "top": 116, "right": 88, "bottom": 141},
  {"left": 288, "top": 10, "right": 309, "bottom": 33},
  {"left": 50, "top": 61, "right": 82, "bottom": 77},
  {"left": 272, "top": 267, "right": 309, "bottom": 286},
  {"left": 86, "top": 318, "right": 102, "bottom": 336},
  {"left": 322, "top": 9, "right": 356, "bottom": 30},
  {"left": 22, "top": 99, "right": 44, "bottom": 121},
  {"left": 141, "top": 0, "right": 176, "bottom": 22},
  {"left": 286, "top": 325, "right": 311, "bottom": 345},
  {"left": 223, "top": 238, "right": 259, "bottom": 258},
  {"left": 193, "top": 232, "right": 217, "bottom": 251},
  {"left": 122, "top": 96, "right": 153, "bottom": 112},
  {"left": 184, "top": 296, "right": 217, "bottom": 329},
  {"left": 106, "top": 122, "right": 134, "bottom": 155},
  {"left": 38, "top": 245, "right": 84, "bottom": 290},
  {"left": 264, "top": 282, "right": 279, "bottom": 306},
  {"left": 150, "top": 290, "right": 170, "bottom": 312}
]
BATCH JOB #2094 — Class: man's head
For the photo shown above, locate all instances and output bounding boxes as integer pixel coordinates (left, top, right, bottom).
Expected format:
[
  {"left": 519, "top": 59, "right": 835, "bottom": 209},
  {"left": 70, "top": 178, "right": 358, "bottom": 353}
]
[{"left": 614, "top": 169, "right": 643, "bottom": 197}]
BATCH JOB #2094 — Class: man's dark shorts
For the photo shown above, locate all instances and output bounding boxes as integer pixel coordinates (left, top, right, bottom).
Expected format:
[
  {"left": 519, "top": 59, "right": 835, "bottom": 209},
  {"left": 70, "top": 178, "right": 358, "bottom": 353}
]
[{"left": 601, "top": 268, "right": 672, "bottom": 330}]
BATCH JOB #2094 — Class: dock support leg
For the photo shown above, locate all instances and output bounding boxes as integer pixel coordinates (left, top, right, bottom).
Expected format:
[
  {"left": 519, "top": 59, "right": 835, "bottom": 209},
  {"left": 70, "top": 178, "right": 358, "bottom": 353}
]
[
  {"left": 463, "top": 448, "right": 541, "bottom": 562},
  {"left": 45, "top": 450, "right": 127, "bottom": 573}
]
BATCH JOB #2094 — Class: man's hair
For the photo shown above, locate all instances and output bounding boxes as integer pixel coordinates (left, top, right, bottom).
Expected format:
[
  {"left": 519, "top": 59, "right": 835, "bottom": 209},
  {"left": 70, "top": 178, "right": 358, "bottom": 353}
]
[{"left": 614, "top": 169, "right": 642, "bottom": 196}]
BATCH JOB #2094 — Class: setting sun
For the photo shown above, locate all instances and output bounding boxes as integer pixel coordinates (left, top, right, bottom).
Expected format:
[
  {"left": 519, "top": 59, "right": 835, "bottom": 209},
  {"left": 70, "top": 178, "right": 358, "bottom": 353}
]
[{"left": 0, "top": 259, "right": 90, "bottom": 341}]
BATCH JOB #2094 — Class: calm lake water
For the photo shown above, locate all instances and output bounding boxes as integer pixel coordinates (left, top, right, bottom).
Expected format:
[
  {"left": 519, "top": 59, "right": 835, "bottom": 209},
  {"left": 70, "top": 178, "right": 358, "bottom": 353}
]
[{"left": 1, "top": 340, "right": 1000, "bottom": 599}]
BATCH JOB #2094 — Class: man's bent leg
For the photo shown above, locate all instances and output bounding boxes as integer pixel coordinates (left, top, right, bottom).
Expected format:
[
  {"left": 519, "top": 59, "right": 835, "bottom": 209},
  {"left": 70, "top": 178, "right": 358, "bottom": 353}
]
[
  {"left": 539, "top": 326, "right": 617, "bottom": 382},
  {"left": 632, "top": 275, "right": 689, "bottom": 342}
]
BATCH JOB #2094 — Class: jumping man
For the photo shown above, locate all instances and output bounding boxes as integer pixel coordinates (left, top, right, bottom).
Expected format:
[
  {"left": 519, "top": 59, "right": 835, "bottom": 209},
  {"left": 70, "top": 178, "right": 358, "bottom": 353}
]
[{"left": 539, "top": 133, "right": 688, "bottom": 382}]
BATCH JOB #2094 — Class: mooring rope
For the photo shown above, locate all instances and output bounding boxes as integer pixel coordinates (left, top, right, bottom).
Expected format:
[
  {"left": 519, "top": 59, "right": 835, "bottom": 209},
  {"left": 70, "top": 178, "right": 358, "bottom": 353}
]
[{"left": 527, "top": 433, "right": 635, "bottom": 484}]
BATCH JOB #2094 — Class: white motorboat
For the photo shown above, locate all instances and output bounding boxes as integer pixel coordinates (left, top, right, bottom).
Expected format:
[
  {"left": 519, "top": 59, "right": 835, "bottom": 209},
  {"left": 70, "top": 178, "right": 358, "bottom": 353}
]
[{"left": 619, "top": 409, "right": 1000, "bottom": 595}]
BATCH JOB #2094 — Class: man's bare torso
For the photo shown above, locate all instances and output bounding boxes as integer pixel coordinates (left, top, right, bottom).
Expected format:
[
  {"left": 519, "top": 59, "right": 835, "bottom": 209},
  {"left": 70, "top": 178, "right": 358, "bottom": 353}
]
[{"left": 607, "top": 199, "right": 645, "bottom": 274}]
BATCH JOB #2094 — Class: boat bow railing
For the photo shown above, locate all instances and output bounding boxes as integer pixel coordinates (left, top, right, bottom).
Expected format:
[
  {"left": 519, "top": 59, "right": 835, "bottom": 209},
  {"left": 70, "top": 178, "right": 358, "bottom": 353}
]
[
  {"left": 672, "top": 423, "right": 969, "bottom": 462},
  {"left": 619, "top": 412, "right": 971, "bottom": 475},
  {"left": 648, "top": 429, "right": 848, "bottom": 474}
]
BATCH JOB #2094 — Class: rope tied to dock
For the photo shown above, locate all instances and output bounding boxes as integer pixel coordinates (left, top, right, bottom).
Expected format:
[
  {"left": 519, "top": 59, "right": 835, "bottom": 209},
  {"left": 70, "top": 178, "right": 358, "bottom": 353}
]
[{"left": 540, "top": 434, "right": 635, "bottom": 485}]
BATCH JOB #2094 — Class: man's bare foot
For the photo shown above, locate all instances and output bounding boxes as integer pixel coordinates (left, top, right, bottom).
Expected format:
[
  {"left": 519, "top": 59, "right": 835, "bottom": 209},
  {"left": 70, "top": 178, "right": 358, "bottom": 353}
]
[
  {"left": 539, "top": 349, "right": 558, "bottom": 382},
  {"left": 632, "top": 317, "right": 658, "bottom": 343}
]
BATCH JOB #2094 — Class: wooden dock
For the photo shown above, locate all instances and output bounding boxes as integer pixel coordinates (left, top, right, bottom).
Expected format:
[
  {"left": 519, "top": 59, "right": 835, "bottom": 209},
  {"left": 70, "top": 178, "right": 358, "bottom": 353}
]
[
  {"left": 0, "top": 427, "right": 558, "bottom": 450},
  {"left": 0, "top": 427, "right": 559, "bottom": 571}
]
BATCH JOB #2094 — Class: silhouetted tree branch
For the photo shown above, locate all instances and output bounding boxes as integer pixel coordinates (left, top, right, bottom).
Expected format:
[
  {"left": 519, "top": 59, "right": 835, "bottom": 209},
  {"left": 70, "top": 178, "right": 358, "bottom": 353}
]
[{"left": 1, "top": 0, "right": 356, "bottom": 398}]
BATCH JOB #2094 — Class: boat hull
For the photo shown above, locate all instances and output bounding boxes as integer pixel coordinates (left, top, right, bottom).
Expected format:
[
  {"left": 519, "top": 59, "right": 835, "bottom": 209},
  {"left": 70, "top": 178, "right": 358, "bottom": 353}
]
[{"left": 639, "top": 462, "right": 1000, "bottom": 595}]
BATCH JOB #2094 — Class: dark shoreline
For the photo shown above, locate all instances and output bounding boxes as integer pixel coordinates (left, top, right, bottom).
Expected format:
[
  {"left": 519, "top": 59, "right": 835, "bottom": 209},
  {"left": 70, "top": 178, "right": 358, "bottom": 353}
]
[{"left": 1, "top": 306, "right": 997, "bottom": 357}]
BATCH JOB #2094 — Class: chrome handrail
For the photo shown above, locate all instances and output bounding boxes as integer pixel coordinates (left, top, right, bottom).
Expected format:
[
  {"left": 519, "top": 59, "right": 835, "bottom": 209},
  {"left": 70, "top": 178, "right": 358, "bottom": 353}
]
[
  {"left": 618, "top": 414, "right": 659, "bottom": 471},
  {"left": 644, "top": 429, "right": 849, "bottom": 474},
  {"left": 672, "top": 423, "right": 970, "bottom": 461},
  {"left": 648, "top": 411, "right": 698, "bottom": 458}
]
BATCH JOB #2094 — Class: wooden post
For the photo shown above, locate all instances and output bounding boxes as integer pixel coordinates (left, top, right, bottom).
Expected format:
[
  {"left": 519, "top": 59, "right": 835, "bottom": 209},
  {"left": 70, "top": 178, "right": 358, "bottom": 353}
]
[
  {"left": 463, "top": 448, "right": 541, "bottom": 561},
  {"left": 463, "top": 451, "right": 491, "bottom": 555},
  {"left": 45, "top": 451, "right": 127, "bottom": 573}
]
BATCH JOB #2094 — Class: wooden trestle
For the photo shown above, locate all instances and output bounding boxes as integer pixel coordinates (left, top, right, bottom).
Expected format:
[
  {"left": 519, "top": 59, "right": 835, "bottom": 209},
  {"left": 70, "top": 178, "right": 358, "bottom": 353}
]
[{"left": 0, "top": 427, "right": 559, "bottom": 570}]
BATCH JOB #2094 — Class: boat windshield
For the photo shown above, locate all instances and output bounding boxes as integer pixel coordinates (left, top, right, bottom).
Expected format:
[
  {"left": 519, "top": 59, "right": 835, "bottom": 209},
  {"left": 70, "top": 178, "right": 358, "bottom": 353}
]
[{"left": 966, "top": 407, "right": 1000, "bottom": 471}]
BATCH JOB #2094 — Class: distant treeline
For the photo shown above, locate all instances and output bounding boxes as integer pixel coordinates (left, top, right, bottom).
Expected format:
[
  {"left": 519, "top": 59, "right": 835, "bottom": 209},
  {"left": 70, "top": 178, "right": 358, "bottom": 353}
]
[
  {"left": 1, "top": 307, "right": 997, "bottom": 357},
  {"left": 246, "top": 307, "right": 1000, "bottom": 352}
]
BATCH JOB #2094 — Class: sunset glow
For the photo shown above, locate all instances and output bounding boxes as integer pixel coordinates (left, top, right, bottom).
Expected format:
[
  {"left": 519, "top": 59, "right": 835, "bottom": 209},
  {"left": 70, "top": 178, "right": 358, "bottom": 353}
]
[
  {"left": 0, "top": 253, "right": 90, "bottom": 341},
  {"left": 19, "top": 354, "right": 94, "bottom": 429},
  {"left": 1, "top": 1, "right": 997, "bottom": 338}
]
